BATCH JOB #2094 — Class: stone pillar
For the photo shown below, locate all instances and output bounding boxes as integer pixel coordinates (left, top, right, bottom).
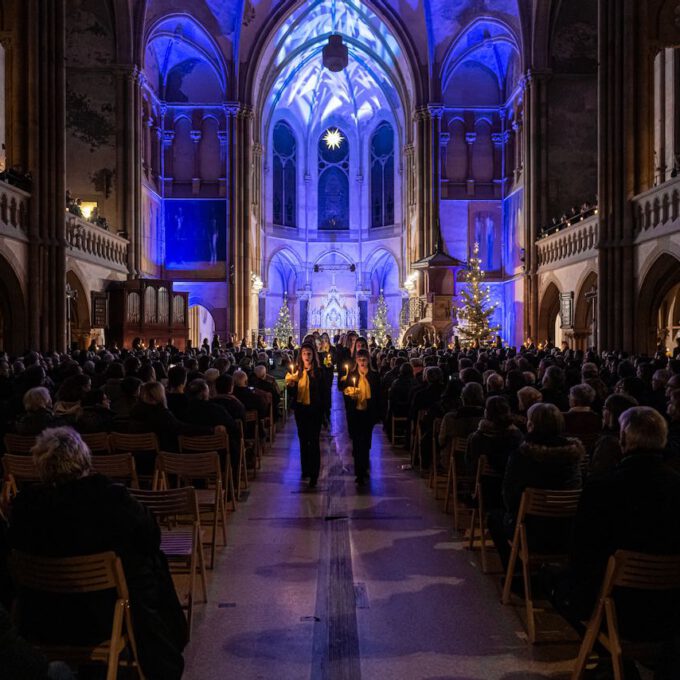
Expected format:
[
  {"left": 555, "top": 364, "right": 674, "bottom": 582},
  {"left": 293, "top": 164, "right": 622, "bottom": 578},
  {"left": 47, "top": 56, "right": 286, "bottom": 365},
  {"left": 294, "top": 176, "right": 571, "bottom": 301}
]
[
  {"left": 523, "top": 70, "right": 551, "bottom": 344},
  {"left": 597, "top": 0, "right": 653, "bottom": 352},
  {"left": 27, "top": 0, "right": 67, "bottom": 349},
  {"left": 152, "top": 123, "right": 162, "bottom": 181},
  {"left": 465, "top": 131, "right": 476, "bottom": 195},
  {"left": 512, "top": 120, "right": 522, "bottom": 183},
  {"left": 218, "top": 129, "right": 228, "bottom": 197},
  {"left": 491, "top": 131, "right": 508, "bottom": 198},
  {"left": 414, "top": 104, "right": 442, "bottom": 261},
  {"left": 440, "top": 132, "right": 450, "bottom": 182},
  {"left": 190, "top": 129, "right": 201, "bottom": 195}
]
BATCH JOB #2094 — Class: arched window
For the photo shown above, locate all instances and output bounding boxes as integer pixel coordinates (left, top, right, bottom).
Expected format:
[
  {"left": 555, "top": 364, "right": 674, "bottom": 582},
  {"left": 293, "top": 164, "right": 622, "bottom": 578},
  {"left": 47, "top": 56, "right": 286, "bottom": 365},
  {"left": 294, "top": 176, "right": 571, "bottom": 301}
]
[
  {"left": 370, "top": 122, "right": 394, "bottom": 228},
  {"left": 273, "top": 121, "right": 297, "bottom": 227},
  {"left": 318, "top": 128, "right": 349, "bottom": 230}
]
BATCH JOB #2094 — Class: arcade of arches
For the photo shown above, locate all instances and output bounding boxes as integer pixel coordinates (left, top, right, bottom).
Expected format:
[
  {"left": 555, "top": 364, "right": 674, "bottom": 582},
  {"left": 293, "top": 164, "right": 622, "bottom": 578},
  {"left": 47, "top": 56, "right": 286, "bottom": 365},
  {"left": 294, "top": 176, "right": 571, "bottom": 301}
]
[{"left": 2, "top": 1, "right": 680, "bottom": 352}]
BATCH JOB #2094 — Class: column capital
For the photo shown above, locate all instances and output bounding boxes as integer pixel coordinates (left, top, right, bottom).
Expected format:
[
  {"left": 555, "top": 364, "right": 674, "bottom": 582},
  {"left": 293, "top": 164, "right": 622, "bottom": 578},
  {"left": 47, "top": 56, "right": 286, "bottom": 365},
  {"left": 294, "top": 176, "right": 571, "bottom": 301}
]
[
  {"left": 0, "top": 33, "right": 13, "bottom": 51},
  {"left": 217, "top": 130, "right": 229, "bottom": 144},
  {"left": 465, "top": 132, "right": 477, "bottom": 145},
  {"left": 414, "top": 104, "right": 443, "bottom": 121},
  {"left": 440, "top": 132, "right": 451, "bottom": 146},
  {"left": 163, "top": 130, "right": 175, "bottom": 145},
  {"left": 491, "top": 132, "right": 508, "bottom": 146},
  {"left": 190, "top": 130, "right": 202, "bottom": 143},
  {"left": 223, "top": 101, "right": 241, "bottom": 116}
]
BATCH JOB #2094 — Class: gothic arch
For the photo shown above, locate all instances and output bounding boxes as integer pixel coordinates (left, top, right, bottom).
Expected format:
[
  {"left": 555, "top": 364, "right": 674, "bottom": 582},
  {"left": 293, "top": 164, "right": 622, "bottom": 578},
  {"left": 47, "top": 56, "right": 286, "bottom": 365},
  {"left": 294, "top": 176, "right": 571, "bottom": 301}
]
[
  {"left": 574, "top": 270, "right": 598, "bottom": 350},
  {"left": 637, "top": 251, "right": 680, "bottom": 353},
  {"left": 538, "top": 281, "right": 561, "bottom": 345},
  {"left": 66, "top": 269, "right": 91, "bottom": 349},
  {"left": 0, "top": 252, "right": 26, "bottom": 354}
]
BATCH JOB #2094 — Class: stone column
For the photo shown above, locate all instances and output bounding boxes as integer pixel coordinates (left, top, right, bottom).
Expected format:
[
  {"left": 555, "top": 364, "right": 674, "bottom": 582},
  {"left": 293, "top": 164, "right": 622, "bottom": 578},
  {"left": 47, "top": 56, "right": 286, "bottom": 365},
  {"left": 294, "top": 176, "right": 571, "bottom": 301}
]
[
  {"left": 440, "top": 132, "right": 450, "bottom": 182},
  {"left": 217, "top": 129, "right": 228, "bottom": 197},
  {"left": 491, "top": 131, "right": 508, "bottom": 198},
  {"left": 162, "top": 129, "right": 174, "bottom": 195},
  {"left": 190, "top": 129, "right": 201, "bottom": 195},
  {"left": 27, "top": 0, "right": 67, "bottom": 349},
  {"left": 414, "top": 104, "right": 442, "bottom": 260},
  {"left": 465, "top": 132, "right": 476, "bottom": 195},
  {"left": 597, "top": 0, "right": 653, "bottom": 352}
]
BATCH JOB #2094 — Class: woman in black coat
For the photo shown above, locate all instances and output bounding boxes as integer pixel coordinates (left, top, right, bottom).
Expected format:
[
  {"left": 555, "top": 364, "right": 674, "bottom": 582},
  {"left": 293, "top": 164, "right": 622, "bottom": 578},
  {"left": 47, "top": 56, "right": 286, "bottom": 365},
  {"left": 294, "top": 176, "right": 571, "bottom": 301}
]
[
  {"left": 342, "top": 349, "right": 382, "bottom": 485},
  {"left": 8, "top": 427, "right": 187, "bottom": 680},
  {"left": 287, "top": 342, "right": 329, "bottom": 488}
]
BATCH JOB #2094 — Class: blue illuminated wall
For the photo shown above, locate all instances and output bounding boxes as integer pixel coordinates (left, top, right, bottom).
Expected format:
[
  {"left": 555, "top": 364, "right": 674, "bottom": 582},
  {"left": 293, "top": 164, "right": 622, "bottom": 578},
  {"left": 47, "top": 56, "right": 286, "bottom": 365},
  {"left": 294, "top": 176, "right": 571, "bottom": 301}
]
[{"left": 164, "top": 200, "right": 227, "bottom": 271}]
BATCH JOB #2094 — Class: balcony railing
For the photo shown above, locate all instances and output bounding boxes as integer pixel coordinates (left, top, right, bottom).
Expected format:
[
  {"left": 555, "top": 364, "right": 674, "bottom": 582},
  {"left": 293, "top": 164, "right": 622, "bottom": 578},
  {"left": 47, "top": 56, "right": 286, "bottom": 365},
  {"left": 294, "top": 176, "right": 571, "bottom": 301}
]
[
  {"left": 536, "top": 214, "right": 598, "bottom": 269},
  {"left": 633, "top": 175, "right": 680, "bottom": 240},
  {"left": 0, "top": 180, "right": 30, "bottom": 240},
  {"left": 66, "top": 214, "right": 129, "bottom": 273}
]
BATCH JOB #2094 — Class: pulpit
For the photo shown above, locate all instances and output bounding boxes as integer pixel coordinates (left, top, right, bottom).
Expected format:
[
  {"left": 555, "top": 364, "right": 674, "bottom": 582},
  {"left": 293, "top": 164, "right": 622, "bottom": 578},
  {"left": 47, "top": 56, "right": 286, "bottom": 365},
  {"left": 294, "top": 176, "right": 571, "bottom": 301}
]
[{"left": 107, "top": 279, "right": 189, "bottom": 349}]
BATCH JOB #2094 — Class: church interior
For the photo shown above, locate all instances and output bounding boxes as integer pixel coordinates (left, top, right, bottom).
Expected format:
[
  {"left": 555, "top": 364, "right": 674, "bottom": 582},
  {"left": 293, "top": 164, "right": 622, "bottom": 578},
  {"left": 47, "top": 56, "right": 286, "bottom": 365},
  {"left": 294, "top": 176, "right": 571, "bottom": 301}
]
[{"left": 2, "top": 1, "right": 680, "bottom": 680}]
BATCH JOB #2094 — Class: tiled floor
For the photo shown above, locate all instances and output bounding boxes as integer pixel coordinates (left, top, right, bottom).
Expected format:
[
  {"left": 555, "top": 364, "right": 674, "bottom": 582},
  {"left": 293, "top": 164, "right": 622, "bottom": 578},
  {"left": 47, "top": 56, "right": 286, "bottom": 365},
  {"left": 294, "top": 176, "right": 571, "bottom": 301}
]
[{"left": 183, "top": 390, "right": 577, "bottom": 680}]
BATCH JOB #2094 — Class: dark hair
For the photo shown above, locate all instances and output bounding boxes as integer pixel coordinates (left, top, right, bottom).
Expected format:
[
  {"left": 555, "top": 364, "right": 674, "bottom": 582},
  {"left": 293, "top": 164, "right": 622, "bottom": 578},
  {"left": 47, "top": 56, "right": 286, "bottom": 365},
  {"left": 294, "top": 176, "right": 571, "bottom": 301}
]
[
  {"left": 399, "top": 362, "right": 414, "bottom": 379},
  {"left": 81, "top": 388, "right": 107, "bottom": 407},
  {"left": 484, "top": 395, "right": 512, "bottom": 429},
  {"left": 215, "top": 373, "right": 233, "bottom": 395},
  {"left": 56, "top": 374, "right": 91, "bottom": 402},
  {"left": 186, "top": 379, "right": 209, "bottom": 399},
  {"left": 168, "top": 365, "right": 188, "bottom": 389},
  {"left": 120, "top": 376, "right": 142, "bottom": 398},
  {"left": 105, "top": 362, "right": 125, "bottom": 380},
  {"left": 296, "top": 342, "right": 320, "bottom": 376},
  {"left": 604, "top": 393, "right": 638, "bottom": 425}
]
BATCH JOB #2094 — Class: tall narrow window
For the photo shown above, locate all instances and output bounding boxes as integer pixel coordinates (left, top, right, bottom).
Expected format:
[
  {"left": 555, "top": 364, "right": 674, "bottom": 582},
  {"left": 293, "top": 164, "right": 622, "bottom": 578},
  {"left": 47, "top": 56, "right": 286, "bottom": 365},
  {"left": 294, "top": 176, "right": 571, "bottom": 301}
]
[
  {"left": 370, "top": 122, "right": 394, "bottom": 228},
  {"left": 273, "top": 121, "right": 297, "bottom": 227},
  {"left": 318, "top": 128, "right": 349, "bottom": 230}
]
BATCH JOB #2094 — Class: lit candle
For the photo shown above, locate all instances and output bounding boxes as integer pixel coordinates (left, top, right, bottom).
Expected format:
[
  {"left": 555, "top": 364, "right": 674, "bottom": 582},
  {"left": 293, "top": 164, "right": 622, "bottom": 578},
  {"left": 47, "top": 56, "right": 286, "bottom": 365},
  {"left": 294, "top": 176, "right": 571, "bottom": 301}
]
[
  {"left": 289, "top": 363, "right": 294, "bottom": 373},
  {"left": 352, "top": 376, "right": 356, "bottom": 387}
]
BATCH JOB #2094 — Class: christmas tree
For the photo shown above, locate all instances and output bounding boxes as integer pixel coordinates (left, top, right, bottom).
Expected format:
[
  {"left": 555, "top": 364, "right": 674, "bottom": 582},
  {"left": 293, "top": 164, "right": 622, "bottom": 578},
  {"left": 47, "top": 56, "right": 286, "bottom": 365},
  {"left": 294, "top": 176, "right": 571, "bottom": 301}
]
[
  {"left": 457, "top": 243, "right": 501, "bottom": 345},
  {"left": 371, "top": 290, "right": 394, "bottom": 347},
  {"left": 273, "top": 294, "right": 294, "bottom": 345}
]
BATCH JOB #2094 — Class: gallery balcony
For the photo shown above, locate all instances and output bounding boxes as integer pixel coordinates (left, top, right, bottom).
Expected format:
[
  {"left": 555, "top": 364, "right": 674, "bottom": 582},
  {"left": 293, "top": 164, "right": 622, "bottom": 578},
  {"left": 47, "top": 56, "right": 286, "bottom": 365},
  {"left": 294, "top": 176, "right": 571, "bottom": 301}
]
[
  {"left": 65, "top": 214, "right": 129, "bottom": 274},
  {"left": 0, "top": 179, "right": 30, "bottom": 242},
  {"left": 536, "top": 213, "right": 599, "bottom": 270},
  {"left": 633, "top": 175, "right": 680, "bottom": 243}
]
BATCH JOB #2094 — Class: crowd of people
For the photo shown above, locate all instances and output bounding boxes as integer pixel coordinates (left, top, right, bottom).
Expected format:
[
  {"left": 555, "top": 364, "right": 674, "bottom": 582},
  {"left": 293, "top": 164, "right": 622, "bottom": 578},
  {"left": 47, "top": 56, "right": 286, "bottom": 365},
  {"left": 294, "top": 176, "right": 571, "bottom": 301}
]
[{"left": 1, "top": 332, "right": 680, "bottom": 678}]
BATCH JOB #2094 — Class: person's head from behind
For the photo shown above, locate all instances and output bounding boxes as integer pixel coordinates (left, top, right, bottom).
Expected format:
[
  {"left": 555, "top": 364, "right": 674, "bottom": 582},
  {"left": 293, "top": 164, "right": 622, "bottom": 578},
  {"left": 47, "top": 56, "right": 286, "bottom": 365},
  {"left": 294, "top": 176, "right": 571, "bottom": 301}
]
[
  {"left": 484, "top": 396, "right": 512, "bottom": 429},
  {"left": 603, "top": 393, "right": 638, "bottom": 430},
  {"left": 517, "top": 386, "right": 542, "bottom": 413},
  {"left": 486, "top": 372, "right": 504, "bottom": 394},
  {"left": 81, "top": 388, "right": 110, "bottom": 409},
  {"left": 652, "top": 369, "right": 671, "bottom": 391},
  {"left": 232, "top": 370, "right": 248, "bottom": 388},
  {"left": 619, "top": 406, "right": 668, "bottom": 453},
  {"left": 186, "top": 378, "right": 210, "bottom": 401},
  {"left": 526, "top": 402, "right": 564, "bottom": 438},
  {"left": 569, "top": 384, "right": 596, "bottom": 409},
  {"left": 215, "top": 373, "right": 233, "bottom": 396},
  {"left": 139, "top": 381, "right": 167, "bottom": 408},
  {"left": 460, "top": 367, "right": 483, "bottom": 386},
  {"left": 581, "top": 362, "right": 599, "bottom": 380},
  {"left": 253, "top": 364, "right": 267, "bottom": 381},
  {"left": 424, "top": 366, "right": 443, "bottom": 386},
  {"left": 167, "top": 365, "right": 187, "bottom": 392},
  {"left": 461, "top": 382, "right": 484, "bottom": 408},
  {"left": 32, "top": 427, "right": 93, "bottom": 485},
  {"left": 542, "top": 365, "right": 565, "bottom": 391},
  {"left": 23, "top": 386, "right": 52, "bottom": 413},
  {"left": 121, "top": 376, "right": 142, "bottom": 401},
  {"left": 399, "top": 362, "right": 414, "bottom": 380}
]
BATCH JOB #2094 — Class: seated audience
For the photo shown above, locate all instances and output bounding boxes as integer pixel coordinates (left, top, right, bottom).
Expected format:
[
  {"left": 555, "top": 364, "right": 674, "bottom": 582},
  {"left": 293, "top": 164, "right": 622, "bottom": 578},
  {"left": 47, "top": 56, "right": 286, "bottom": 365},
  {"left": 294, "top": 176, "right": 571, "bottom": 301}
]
[
  {"left": 75, "top": 388, "right": 115, "bottom": 433},
  {"left": 15, "top": 387, "right": 64, "bottom": 436},
  {"left": 212, "top": 373, "right": 246, "bottom": 424},
  {"left": 7, "top": 427, "right": 188, "bottom": 679},
  {"left": 562, "top": 384, "right": 601, "bottom": 455},
  {"left": 438, "top": 382, "right": 485, "bottom": 450},
  {"left": 590, "top": 393, "right": 638, "bottom": 476}
]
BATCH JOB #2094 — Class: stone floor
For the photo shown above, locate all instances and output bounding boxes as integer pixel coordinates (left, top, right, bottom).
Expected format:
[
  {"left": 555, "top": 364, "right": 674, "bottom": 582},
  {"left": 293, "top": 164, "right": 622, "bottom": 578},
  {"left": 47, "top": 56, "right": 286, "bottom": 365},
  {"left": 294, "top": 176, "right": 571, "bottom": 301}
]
[{"left": 183, "top": 389, "right": 578, "bottom": 680}]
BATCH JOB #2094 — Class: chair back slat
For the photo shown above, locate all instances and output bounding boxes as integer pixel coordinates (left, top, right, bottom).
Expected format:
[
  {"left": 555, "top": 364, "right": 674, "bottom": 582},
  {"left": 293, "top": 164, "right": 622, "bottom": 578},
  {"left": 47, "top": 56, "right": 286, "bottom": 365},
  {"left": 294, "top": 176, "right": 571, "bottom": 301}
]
[
  {"left": 478, "top": 454, "right": 502, "bottom": 479},
  {"left": 522, "top": 488, "right": 582, "bottom": 518},
  {"left": 9, "top": 550, "right": 125, "bottom": 596},
  {"left": 90, "top": 453, "right": 139, "bottom": 488},
  {"left": 178, "top": 433, "right": 229, "bottom": 454},
  {"left": 157, "top": 451, "right": 221, "bottom": 481},
  {"left": 244, "top": 411, "right": 258, "bottom": 423},
  {"left": 452, "top": 436, "right": 468, "bottom": 456},
  {"left": 80, "top": 432, "right": 111, "bottom": 455},
  {"left": 612, "top": 550, "right": 680, "bottom": 591},
  {"left": 3, "top": 454, "right": 40, "bottom": 481},
  {"left": 4, "top": 433, "right": 36, "bottom": 455},
  {"left": 110, "top": 432, "right": 159, "bottom": 453},
  {"left": 129, "top": 486, "right": 197, "bottom": 518}
]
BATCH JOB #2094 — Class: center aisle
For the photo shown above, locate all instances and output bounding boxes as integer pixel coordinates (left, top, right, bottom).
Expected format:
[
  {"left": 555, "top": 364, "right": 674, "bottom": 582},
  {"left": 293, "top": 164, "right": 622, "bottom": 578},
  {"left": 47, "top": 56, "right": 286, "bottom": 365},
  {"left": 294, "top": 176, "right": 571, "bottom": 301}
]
[{"left": 183, "top": 387, "right": 574, "bottom": 680}]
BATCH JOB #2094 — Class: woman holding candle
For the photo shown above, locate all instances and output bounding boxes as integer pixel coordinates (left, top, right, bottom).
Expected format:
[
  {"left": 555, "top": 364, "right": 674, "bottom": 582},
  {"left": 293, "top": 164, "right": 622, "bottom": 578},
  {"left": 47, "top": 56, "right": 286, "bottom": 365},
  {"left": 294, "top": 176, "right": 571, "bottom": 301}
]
[
  {"left": 286, "top": 342, "right": 328, "bottom": 488},
  {"left": 343, "top": 348, "right": 382, "bottom": 485}
]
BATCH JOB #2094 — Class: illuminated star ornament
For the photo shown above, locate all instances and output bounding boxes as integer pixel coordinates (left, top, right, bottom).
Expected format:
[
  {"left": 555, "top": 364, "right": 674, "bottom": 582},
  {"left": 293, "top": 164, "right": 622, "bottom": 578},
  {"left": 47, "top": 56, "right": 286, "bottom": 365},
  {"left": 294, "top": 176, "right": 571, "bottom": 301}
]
[{"left": 323, "top": 128, "right": 344, "bottom": 150}]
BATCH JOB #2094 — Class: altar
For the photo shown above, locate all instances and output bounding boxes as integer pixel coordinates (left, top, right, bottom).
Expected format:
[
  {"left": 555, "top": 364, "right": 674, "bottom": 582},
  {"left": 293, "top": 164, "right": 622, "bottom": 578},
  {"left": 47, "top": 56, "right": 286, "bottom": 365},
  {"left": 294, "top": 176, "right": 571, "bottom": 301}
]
[{"left": 308, "top": 285, "right": 357, "bottom": 334}]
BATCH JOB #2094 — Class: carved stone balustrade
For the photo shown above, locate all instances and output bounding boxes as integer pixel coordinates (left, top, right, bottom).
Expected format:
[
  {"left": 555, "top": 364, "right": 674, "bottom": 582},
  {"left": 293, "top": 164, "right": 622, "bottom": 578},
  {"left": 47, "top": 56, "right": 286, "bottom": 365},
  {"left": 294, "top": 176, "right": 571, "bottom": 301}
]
[
  {"left": 633, "top": 175, "right": 680, "bottom": 242},
  {"left": 0, "top": 180, "right": 30, "bottom": 241},
  {"left": 66, "top": 215, "right": 129, "bottom": 273},
  {"left": 536, "top": 214, "right": 598, "bottom": 270}
]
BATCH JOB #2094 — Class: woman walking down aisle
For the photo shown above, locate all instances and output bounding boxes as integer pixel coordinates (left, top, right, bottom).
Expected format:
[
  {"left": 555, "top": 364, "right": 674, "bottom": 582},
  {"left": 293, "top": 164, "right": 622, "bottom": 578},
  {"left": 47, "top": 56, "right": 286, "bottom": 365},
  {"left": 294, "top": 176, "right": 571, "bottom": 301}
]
[
  {"left": 342, "top": 348, "right": 382, "bottom": 485},
  {"left": 286, "top": 343, "right": 329, "bottom": 488}
]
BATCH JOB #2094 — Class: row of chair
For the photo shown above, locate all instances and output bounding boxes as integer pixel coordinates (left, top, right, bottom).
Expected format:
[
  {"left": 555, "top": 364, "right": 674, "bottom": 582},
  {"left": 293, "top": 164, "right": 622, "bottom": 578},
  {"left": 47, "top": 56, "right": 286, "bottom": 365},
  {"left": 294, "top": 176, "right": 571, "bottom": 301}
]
[{"left": 390, "top": 410, "right": 680, "bottom": 678}]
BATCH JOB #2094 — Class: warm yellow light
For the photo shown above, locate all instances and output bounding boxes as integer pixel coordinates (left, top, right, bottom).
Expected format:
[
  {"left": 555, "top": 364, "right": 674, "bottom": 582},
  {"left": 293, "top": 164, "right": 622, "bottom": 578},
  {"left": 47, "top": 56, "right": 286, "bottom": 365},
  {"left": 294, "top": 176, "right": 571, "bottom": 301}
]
[
  {"left": 80, "top": 201, "right": 98, "bottom": 220},
  {"left": 323, "top": 128, "right": 344, "bottom": 150}
]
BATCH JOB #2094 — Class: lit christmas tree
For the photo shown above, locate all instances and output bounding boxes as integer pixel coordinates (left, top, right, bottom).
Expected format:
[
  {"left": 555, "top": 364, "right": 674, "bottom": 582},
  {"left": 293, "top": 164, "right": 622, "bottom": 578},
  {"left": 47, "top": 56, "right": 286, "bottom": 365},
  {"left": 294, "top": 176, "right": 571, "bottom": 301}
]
[
  {"left": 457, "top": 243, "right": 501, "bottom": 346},
  {"left": 273, "top": 294, "right": 295, "bottom": 345},
  {"left": 371, "top": 290, "right": 394, "bottom": 347}
]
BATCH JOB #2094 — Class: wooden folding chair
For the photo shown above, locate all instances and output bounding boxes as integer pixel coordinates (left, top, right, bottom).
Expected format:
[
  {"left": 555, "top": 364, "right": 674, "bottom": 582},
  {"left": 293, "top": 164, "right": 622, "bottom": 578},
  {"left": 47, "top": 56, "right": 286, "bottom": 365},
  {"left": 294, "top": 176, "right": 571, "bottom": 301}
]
[
  {"left": 2, "top": 453, "right": 40, "bottom": 502},
  {"left": 410, "top": 409, "right": 427, "bottom": 471},
  {"left": 263, "top": 400, "right": 275, "bottom": 447},
  {"left": 81, "top": 432, "right": 112, "bottom": 456},
  {"left": 110, "top": 432, "right": 159, "bottom": 487},
  {"left": 154, "top": 451, "right": 227, "bottom": 569},
  {"left": 572, "top": 550, "right": 680, "bottom": 680},
  {"left": 9, "top": 550, "right": 145, "bottom": 680},
  {"left": 243, "top": 411, "right": 262, "bottom": 475},
  {"left": 428, "top": 418, "right": 444, "bottom": 497},
  {"left": 391, "top": 415, "right": 408, "bottom": 446},
  {"left": 129, "top": 487, "right": 206, "bottom": 637},
  {"left": 443, "top": 436, "right": 473, "bottom": 530},
  {"left": 91, "top": 453, "right": 140, "bottom": 489},
  {"left": 178, "top": 432, "right": 239, "bottom": 508},
  {"left": 502, "top": 487, "right": 582, "bottom": 643},
  {"left": 468, "top": 455, "right": 503, "bottom": 573},
  {"left": 3, "top": 433, "right": 36, "bottom": 455}
]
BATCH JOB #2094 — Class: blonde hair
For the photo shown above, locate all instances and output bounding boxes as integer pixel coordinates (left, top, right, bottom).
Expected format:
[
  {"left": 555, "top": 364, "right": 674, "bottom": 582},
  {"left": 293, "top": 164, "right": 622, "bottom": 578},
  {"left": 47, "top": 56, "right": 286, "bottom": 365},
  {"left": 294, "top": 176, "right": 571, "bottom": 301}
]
[
  {"left": 140, "top": 381, "right": 167, "bottom": 408},
  {"left": 23, "top": 386, "right": 52, "bottom": 412},
  {"left": 32, "top": 427, "right": 92, "bottom": 484},
  {"left": 518, "top": 386, "right": 542, "bottom": 412},
  {"left": 527, "top": 402, "right": 564, "bottom": 437},
  {"left": 619, "top": 406, "right": 668, "bottom": 451}
]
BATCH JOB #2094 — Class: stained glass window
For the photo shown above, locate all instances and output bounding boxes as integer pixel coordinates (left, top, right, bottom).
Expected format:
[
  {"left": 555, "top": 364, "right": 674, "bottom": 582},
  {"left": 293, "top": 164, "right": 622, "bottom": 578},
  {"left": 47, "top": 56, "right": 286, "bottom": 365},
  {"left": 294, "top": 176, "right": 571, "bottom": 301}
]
[
  {"left": 370, "top": 122, "right": 394, "bottom": 228},
  {"left": 318, "top": 128, "right": 349, "bottom": 230},
  {"left": 273, "top": 121, "right": 296, "bottom": 227}
]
